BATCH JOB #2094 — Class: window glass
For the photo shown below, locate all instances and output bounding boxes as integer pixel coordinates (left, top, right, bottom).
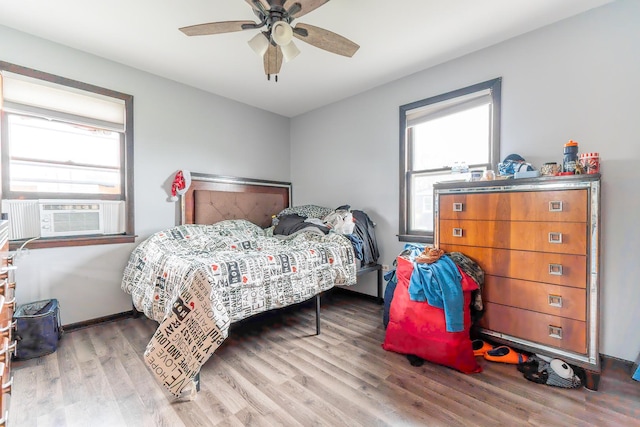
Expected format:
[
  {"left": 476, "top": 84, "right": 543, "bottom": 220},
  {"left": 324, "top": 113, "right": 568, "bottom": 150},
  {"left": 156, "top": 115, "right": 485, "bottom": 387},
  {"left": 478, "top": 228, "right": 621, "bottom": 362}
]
[
  {"left": 8, "top": 115, "right": 121, "bottom": 194},
  {"left": 412, "top": 104, "right": 491, "bottom": 171},
  {"left": 399, "top": 78, "right": 501, "bottom": 242}
]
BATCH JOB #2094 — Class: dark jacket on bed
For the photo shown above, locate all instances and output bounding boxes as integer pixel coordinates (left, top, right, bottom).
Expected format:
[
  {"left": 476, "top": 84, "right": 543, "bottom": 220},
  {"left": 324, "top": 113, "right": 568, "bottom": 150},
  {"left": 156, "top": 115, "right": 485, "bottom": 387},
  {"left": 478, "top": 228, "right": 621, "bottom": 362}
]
[
  {"left": 274, "top": 214, "right": 331, "bottom": 236},
  {"left": 352, "top": 210, "right": 379, "bottom": 266}
]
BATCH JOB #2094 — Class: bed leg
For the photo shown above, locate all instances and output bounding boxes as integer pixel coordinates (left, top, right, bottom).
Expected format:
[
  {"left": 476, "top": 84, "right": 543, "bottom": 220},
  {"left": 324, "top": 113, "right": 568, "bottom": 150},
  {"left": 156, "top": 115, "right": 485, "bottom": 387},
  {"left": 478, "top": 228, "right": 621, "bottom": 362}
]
[
  {"left": 377, "top": 265, "right": 383, "bottom": 304},
  {"left": 315, "top": 294, "right": 321, "bottom": 335},
  {"left": 132, "top": 303, "right": 140, "bottom": 318},
  {"left": 194, "top": 371, "right": 201, "bottom": 392}
]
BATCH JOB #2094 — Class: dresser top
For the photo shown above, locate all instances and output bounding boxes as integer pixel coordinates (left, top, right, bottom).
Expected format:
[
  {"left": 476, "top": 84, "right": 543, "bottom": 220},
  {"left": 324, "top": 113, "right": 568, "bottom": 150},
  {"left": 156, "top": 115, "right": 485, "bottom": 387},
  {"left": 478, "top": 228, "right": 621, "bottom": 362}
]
[{"left": 433, "top": 173, "right": 601, "bottom": 192}]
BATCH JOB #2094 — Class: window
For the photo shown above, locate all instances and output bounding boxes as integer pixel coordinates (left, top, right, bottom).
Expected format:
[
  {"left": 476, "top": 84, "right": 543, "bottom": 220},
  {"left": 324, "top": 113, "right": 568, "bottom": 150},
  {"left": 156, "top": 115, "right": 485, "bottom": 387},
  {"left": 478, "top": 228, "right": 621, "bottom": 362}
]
[
  {"left": 399, "top": 78, "right": 501, "bottom": 242},
  {"left": 0, "top": 61, "right": 135, "bottom": 248}
]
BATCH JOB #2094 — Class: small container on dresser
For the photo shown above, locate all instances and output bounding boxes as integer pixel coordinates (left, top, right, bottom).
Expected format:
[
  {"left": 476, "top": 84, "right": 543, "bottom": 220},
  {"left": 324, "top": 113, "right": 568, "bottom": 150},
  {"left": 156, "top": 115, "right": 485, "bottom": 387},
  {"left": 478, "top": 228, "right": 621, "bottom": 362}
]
[
  {"left": 0, "top": 220, "right": 15, "bottom": 425},
  {"left": 434, "top": 174, "right": 602, "bottom": 390}
]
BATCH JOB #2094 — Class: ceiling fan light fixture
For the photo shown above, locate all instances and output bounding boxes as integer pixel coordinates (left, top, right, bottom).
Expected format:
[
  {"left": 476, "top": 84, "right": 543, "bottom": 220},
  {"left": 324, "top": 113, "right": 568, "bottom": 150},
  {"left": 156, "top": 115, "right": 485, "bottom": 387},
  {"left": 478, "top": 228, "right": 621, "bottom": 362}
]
[
  {"left": 248, "top": 32, "right": 269, "bottom": 57},
  {"left": 271, "top": 21, "right": 293, "bottom": 46},
  {"left": 280, "top": 40, "right": 301, "bottom": 62}
]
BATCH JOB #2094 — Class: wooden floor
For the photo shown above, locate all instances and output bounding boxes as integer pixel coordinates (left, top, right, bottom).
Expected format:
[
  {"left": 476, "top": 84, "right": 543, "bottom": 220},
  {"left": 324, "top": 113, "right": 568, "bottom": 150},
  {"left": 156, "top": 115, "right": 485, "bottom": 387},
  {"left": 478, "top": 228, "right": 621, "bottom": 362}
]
[{"left": 9, "top": 291, "right": 640, "bottom": 427}]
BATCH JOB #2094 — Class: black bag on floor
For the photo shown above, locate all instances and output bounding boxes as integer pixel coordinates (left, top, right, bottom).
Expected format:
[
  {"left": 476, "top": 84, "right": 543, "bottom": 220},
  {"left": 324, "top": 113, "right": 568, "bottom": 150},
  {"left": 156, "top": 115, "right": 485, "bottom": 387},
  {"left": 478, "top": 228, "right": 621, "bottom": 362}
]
[{"left": 13, "top": 299, "right": 63, "bottom": 360}]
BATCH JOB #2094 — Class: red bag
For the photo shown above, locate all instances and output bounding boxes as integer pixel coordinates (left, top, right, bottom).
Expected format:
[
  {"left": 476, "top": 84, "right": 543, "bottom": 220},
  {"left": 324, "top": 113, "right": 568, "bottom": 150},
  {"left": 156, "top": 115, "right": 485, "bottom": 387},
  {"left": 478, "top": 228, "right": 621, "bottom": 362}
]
[{"left": 382, "top": 255, "right": 481, "bottom": 374}]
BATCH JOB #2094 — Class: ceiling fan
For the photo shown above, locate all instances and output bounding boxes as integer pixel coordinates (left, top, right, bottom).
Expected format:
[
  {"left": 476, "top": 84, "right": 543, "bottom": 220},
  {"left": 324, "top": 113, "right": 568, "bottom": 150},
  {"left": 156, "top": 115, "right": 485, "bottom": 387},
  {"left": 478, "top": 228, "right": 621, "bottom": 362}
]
[{"left": 179, "top": 0, "right": 360, "bottom": 81}]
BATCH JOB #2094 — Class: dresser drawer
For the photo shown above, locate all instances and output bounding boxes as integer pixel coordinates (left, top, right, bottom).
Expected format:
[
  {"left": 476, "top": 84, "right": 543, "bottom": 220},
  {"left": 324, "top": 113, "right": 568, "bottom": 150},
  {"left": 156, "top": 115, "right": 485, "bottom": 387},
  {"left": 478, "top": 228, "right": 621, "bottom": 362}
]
[
  {"left": 0, "top": 280, "right": 13, "bottom": 299},
  {"left": 439, "top": 244, "right": 586, "bottom": 289},
  {"left": 483, "top": 275, "right": 586, "bottom": 321},
  {"left": 0, "top": 317, "right": 12, "bottom": 345},
  {"left": 0, "top": 362, "right": 6, "bottom": 426},
  {"left": 0, "top": 298, "right": 14, "bottom": 324},
  {"left": 0, "top": 339, "right": 9, "bottom": 369},
  {"left": 480, "top": 302, "right": 587, "bottom": 354},
  {"left": 439, "top": 190, "right": 587, "bottom": 222},
  {"left": 0, "top": 310, "right": 9, "bottom": 328},
  {"left": 439, "top": 220, "right": 587, "bottom": 255},
  {"left": 0, "top": 360, "right": 9, "bottom": 425}
]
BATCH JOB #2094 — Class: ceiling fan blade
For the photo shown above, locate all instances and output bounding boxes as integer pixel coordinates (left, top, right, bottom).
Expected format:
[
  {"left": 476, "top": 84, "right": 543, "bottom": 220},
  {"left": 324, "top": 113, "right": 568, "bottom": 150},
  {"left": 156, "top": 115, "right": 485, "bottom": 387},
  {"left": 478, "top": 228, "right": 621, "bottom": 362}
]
[
  {"left": 264, "top": 44, "right": 284, "bottom": 76},
  {"left": 179, "top": 21, "right": 258, "bottom": 36},
  {"left": 284, "top": 0, "right": 330, "bottom": 18},
  {"left": 245, "top": 0, "right": 270, "bottom": 10},
  {"left": 293, "top": 23, "right": 359, "bottom": 57},
  {"left": 245, "top": 0, "right": 270, "bottom": 16}
]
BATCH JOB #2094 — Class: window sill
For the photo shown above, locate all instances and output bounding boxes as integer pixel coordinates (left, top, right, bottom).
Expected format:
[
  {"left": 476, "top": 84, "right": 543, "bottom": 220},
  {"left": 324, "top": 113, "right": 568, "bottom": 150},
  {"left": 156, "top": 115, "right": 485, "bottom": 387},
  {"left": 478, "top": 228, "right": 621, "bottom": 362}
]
[
  {"left": 397, "top": 234, "right": 434, "bottom": 244},
  {"left": 9, "top": 234, "right": 136, "bottom": 251}
]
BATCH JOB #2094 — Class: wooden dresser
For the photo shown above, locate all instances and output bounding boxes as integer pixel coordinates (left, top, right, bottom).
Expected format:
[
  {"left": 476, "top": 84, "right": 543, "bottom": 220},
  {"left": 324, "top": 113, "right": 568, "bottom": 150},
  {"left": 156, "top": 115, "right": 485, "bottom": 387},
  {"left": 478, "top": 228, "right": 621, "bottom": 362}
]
[
  {"left": 0, "top": 220, "right": 14, "bottom": 425},
  {"left": 434, "top": 174, "right": 601, "bottom": 389}
]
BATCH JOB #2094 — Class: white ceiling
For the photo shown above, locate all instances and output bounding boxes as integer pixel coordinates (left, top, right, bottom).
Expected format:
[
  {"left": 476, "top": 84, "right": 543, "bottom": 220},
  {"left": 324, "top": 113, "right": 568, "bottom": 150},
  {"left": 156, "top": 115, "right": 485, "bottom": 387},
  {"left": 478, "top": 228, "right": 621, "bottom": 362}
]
[{"left": 0, "top": 0, "right": 612, "bottom": 118}]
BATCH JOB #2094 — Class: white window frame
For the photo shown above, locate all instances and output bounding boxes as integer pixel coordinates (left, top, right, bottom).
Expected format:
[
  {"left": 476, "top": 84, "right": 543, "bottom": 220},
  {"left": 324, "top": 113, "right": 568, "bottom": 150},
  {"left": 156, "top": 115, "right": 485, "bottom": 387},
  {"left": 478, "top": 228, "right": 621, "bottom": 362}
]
[
  {"left": 0, "top": 61, "right": 135, "bottom": 249},
  {"left": 399, "top": 78, "right": 501, "bottom": 242}
]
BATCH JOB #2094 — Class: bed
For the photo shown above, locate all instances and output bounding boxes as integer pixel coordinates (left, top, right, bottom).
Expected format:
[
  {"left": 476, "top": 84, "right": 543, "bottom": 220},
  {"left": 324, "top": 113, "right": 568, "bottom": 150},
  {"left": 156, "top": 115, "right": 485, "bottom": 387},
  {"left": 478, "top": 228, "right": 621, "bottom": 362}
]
[{"left": 121, "top": 172, "right": 381, "bottom": 398}]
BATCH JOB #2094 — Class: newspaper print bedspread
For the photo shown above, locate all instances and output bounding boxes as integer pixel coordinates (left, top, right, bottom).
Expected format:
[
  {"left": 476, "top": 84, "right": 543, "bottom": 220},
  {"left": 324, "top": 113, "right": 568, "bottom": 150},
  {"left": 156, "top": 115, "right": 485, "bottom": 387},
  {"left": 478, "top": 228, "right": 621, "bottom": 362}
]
[{"left": 121, "top": 219, "right": 357, "bottom": 397}]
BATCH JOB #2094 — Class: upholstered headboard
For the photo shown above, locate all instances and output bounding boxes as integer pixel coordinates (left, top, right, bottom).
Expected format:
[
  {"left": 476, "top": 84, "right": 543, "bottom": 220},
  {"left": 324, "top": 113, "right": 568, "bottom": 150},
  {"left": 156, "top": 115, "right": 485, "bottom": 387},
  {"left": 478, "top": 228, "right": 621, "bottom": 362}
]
[{"left": 180, "top": 172, "right": 291, "bottom": 228}]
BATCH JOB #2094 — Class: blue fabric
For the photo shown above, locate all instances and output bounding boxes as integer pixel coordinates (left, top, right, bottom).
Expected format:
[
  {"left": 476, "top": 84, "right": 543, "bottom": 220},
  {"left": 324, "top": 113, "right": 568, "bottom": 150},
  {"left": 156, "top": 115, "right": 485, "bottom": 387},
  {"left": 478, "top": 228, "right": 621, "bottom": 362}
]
[
  {"left": 344, "top": 233, "right": 364, "bottom": 260},
  {"left": 408, "top": 256, "right": 464, "bottom": 332},
  {"left": 403, "top": 243, "right": 427, "bottom": 260}
]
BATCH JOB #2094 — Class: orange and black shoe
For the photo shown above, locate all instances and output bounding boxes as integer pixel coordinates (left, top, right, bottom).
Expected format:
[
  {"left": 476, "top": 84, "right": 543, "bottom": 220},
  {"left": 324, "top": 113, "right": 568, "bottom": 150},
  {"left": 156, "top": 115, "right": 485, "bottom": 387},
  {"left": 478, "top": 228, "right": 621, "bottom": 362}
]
[{"left": 472, "top": 339, "right": 493, "bottom": 357}]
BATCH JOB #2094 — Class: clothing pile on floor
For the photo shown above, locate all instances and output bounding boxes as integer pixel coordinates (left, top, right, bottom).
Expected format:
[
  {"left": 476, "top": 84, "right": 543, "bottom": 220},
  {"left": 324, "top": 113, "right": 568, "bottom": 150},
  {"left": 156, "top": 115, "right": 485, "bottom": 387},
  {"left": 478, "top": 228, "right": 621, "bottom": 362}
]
[
  {"left": 383, "top": 244, "right": 484, "bottom": 332},
  {"left": 382, "top": 244, "right": 484, "bottom": 374},
  {"left": 518, "top": 355, "right": 583, "bottom": 388}
]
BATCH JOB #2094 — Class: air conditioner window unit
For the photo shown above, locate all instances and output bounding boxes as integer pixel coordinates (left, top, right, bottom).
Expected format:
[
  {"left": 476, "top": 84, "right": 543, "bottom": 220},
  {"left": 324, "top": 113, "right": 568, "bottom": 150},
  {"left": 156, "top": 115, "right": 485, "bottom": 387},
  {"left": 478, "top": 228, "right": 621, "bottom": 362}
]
[{"left": 39, "top": 200, "right": 104, "bottom": 237}]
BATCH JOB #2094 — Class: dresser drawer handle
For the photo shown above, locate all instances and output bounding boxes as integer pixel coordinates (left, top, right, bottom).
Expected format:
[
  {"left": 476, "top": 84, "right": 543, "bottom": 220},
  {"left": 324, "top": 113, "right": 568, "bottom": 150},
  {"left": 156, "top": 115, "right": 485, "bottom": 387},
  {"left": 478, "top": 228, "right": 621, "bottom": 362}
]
[
  {"left": 548, "top": 325, "right": 563, "bottom": 340},
  {"left": 0, "top": 265, "right": 17, "bottom": 275},
  {"left": 452, "top": 228, "right": 463, "bottom": 237},
  {"left": 452, "top": 202, "right": 464, "bottom": 212},
  {"left": 3, "top": 296, "right": 15, "bottom": 310},
  {"left": 0, "top": 280, "right": 13, "bottom": 295},
  {"left": 548, "top": 232, "right": 563, "bottom": 244},
  {"left": 548, "top": 264, "right": 563, "bottom": 276},
  {"left": 0, "top": 320, "right": 16, "bottom": 334},
  {"left": 548, "top": 294, "right": 563, "bottom": 308},
  {"left": 549, "top": 201, "right": 563, "bottom": 212},
  {"left": 2, "top": 376, "right": 12, "bottom": 394}
]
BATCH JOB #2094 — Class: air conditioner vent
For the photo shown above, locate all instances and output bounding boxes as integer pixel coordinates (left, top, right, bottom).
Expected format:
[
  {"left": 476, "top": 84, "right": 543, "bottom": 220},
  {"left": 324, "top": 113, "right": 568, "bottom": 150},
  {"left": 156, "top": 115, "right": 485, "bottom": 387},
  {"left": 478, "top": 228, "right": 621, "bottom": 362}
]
[{"left": 39, "top": 200, "right": 104, "bottom": 237}]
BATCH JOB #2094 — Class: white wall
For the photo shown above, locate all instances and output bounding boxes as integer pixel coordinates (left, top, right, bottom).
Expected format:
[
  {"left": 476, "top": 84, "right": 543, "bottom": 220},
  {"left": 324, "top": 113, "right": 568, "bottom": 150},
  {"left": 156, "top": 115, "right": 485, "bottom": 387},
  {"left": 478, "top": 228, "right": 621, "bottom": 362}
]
[
  {"left": 0, "top": 26, "right": 291, "bottom": 325},
  {"left": 290, "top": 0, "right": 640, "bottom": 362}
]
